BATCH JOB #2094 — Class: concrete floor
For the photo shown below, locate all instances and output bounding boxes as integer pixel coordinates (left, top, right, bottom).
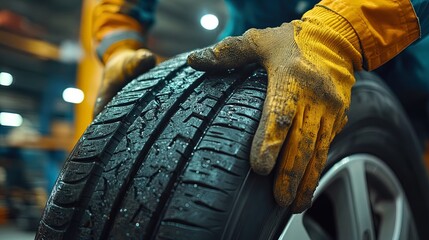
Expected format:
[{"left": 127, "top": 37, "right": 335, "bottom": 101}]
[{"left": 0, "top": 224, "right": 36, "bottom": 240}]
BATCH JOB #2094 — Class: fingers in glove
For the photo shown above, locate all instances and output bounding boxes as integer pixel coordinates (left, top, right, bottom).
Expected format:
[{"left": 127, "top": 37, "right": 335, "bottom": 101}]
[
  {"left": 289, "top": 117, "right": 334, "bottom": 213},
  {"left": 273, "top": 105, "right": 320, "bottom": 207},
  {"left": 94, "top": 49, "right": 156, "bottom": 117},
  {"left": 187, "top": 32, "right": 259, "bottom": 71},
  {"left": 250, "top": 82, "right": 300, "bottom": 175},
  {"left": 123, "top": 49, "right": 156, "bottom": 79}
]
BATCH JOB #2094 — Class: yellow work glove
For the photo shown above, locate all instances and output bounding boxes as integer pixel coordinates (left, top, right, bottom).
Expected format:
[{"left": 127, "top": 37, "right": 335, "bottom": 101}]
[
  {"left": 94, "top": 47, "right": 156, "bottom": 116},
  {"left": 188, "top": 7, "right": 363, "bottom": 212}
]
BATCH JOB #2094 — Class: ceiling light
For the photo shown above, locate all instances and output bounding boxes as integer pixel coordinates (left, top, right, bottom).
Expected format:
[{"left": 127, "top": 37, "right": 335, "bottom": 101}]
[
  {"left": 62, "top": 87, "right": 84, "bottom": 104},
  {"left": 0, "top": 72, "right": 13, "bottom": 86},
  {"left": 200, "top": 14, "right": 219, "bottom": 30},
  {"left": 60, "top": 40, "right": 83, "bottom": 63},
  {"left": 0, "top": 112, "right": 23, "bottom": 127}
]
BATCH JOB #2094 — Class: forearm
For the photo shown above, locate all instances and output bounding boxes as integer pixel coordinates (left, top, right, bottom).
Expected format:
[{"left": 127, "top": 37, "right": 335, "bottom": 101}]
[{"left": 93, "top": 0, "right": 158, "bottom": 63}]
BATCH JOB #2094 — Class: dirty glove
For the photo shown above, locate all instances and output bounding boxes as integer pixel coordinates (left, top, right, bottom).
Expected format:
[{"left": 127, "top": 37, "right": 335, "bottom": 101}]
[
  {"left": 189, "top": 0, "right": 420, "bottom": 212},
  {"left": 188, "top": 7, "right": 363, "bottom": 212},
  {"left": 94, "top": 47, "right": 156, "bottom": 116}
]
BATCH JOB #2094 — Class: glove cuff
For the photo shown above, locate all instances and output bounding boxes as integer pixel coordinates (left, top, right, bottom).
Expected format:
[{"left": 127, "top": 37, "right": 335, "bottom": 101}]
[
  {"left": 301, "top": 6, "right": 363, "bottom": 69},
  {"left": 316, "top": 0, "right": 420, "bottom": 70}
]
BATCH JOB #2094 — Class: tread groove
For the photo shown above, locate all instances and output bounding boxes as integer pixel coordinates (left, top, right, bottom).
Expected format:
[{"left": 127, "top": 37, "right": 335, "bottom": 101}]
[
  {"left": 180, "top": 180, "right": 230, "bottom": 195},
  {"left": 197, "top": 147, "right": 247, "bottom": 161},
  {"left": 147, "top": 81, "right": 238, "bottom": 239},
  {"left": 161, "top": 218, "right": 211, "bottom": 231},
  {"left": 147, "top": 68, "right": 257, "bottom": 240},
  {"left": 99, "top": 68, "right": 207, "bottom": 239}
]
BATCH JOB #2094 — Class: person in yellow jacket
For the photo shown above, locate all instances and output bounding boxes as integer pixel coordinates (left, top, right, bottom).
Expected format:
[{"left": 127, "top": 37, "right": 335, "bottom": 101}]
[{"left": 92, "top": 0, "right": 427, "bottom": 213}]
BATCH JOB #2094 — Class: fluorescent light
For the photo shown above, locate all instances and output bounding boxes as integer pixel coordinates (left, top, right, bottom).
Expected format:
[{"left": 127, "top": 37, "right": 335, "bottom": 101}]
[
  {"left": 200, "top": 14, "right": 219, "bottom": 30},
  {"left": 62, "top": 87, "right": 84, "bottom": 104},
  {"left": 0, "top": 112, "right": 23, "bottom": 127},
  {"left": 0, "top": 72, "right": 13, "bottom": 86}
]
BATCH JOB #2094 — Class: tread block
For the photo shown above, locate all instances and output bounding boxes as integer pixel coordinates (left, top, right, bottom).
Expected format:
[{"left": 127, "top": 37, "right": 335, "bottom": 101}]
[
  {"left": 37, "top": 222, "right": 65, "bottom": 240},
  {"left": 61, "top": 161, "right": 97, "bottom": 183},
  {"left": 70, "top": 138, "right": 110, "bottom": 160},
  {"left": 85, "top": 122, "right": 121, "bottom": 140},
  {"left": 96, "top": 104, "right": 134, "bottom": 123},
  {"left": 51, "top": 181, "right": 86, "bottom": 206},
  {"left": 42, "top": 204, "right": 75, "bottom": 228}
]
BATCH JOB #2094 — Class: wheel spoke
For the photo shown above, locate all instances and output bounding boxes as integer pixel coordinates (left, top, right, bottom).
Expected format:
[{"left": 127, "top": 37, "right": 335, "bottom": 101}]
[
  {"left": 279, "top": 155, "right": 419, "bottom": 240},
  {"left": 278, "top": 214, "right": 311, "bottom": 240},
  {"left": 370, "top": 161, "right": 411, "bottom": 239},
  {"left": 346, "top": 158, "right": 375, "bottom": 240},
  {"left": 396, "top": 199, "right": 417, "bottom": 239}
]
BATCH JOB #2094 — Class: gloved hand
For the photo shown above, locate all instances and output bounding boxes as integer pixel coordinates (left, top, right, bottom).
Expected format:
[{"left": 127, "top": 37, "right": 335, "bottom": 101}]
[
  {"left": 94, "top": 47, "right": 156, "bottom": 116},
  {"left": 188, "top": 7, "right": 363, "bottom": 212}
]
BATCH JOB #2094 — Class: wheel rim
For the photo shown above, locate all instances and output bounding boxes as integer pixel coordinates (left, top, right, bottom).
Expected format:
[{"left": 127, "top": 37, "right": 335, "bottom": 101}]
[{"left": 279, "top": 154, "right": 417, "bottom": 240}]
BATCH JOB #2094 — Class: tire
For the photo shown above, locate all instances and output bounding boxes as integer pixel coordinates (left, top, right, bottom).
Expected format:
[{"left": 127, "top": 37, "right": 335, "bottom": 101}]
[{"left": 36, "top": 54, "right": 429, "bottom": 239}]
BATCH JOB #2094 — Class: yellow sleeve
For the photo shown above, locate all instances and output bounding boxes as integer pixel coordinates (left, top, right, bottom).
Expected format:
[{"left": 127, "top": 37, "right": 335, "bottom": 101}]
[
  {"left": 317, "top": 0, "right": 420, "bottom": 70},
  {"left": 92, "top": 0, "right": 156, "bottom": 63}
]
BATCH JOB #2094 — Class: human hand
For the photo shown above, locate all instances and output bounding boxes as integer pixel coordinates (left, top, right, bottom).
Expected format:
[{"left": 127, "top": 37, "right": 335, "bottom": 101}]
[
  {"left": 187, "top": 7, "right": 362, "bottom": 212},
  {"left": 94, "top": 48, "right": 156, "bottom": 116}
]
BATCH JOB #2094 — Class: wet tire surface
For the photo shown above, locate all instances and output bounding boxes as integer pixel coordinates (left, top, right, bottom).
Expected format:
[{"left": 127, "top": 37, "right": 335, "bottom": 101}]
[{"left": 36, "top": 54, "right": 273, "bottom": 239}]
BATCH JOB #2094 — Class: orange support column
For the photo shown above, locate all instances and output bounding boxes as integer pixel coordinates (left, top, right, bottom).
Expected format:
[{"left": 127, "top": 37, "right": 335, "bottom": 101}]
[{"left": 75, "top": 0, "right": 102, "bottom": 143}]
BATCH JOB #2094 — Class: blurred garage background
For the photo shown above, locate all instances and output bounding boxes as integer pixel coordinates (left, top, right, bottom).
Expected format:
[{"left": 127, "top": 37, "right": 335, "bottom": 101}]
[{"left": 0, "top": 0, "right": 227, "bottom": 238}]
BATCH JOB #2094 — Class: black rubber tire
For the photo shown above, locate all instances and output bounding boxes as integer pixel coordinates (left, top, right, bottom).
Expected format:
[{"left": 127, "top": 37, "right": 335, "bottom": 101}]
[{"left": 36, "top": 54, "right": 429, "bottom": 239}]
